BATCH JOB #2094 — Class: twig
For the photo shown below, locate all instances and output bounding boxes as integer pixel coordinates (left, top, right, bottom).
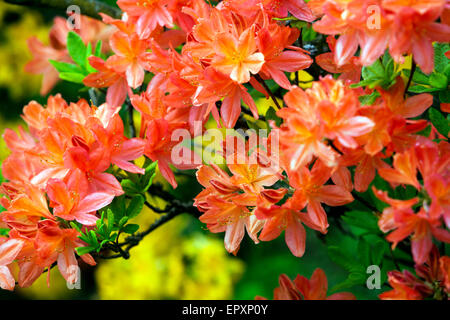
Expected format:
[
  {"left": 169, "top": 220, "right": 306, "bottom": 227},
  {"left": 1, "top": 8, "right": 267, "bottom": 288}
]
[
  {"left": 98, "top": 184, "right": 199, "bottom": 260},
  {"left": 253, "top": 74, "right": 282, "bottom": 110},
  {"left": 127, "top": 100, "right": 136, "bottom": 138},
  {"left": 404, "top": 59, "right": 416, "bottom": 96},
  {"left": 144, "top": 200, "right": 168, "bottom": 214},
  {"left": 5, "top": 0, "right": 121, "bottom": 20}
]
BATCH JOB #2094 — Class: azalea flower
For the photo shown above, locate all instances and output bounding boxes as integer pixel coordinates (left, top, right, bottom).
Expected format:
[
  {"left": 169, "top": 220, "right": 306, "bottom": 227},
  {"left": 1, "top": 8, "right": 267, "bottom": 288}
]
[
  {"left": 257, "top": 23, "right": 313, "bottom": 89},
  {"left": 256, "top": 268, "right": 356, "bottom": 300},
  {"left": 212, "top": 27, "right": 265, "bottom": 84},
  {"left": 117, "top": 0, "right": 174, "bottom": 40},
  {"left": 83, "top": 56, "right": 128, "bottom": 107},
  {"left": 288, "top": 160, "right": 354, "bottom": 233},
  {"left": 278, "top": 76, "right": 373, "bottom": 170},
  {"left": 46, "top": 176, "right": 114, "bottom": 226},
  {"left": 106, "top": 31, "right": 152, "bottom": 88}
]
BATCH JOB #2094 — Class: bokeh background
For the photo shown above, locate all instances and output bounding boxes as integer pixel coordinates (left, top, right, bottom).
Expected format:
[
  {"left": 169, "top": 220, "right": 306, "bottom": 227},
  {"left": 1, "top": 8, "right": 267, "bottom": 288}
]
[{"left": 0, "top": 2, "right": 384, "bottom": 300}]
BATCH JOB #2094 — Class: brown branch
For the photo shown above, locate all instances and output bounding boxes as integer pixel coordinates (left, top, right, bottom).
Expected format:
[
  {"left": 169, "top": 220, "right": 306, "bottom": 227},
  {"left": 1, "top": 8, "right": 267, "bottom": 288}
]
[
  {"left": 404, "top": 59, "right": 416, "bottom": 97},
  {"left": 253, "top": 74, "right": 283, "bottom": 110},
  {"left": 98, "top": 184, "right": 199, "bottom": 260}
]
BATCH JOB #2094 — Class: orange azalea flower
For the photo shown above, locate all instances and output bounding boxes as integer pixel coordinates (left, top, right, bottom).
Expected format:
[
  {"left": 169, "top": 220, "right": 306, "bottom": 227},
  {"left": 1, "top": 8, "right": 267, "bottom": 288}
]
[
  {"left": 257, "top": 23, "right": 313, "bottom": 89},
  {"left": 211, "top": 27, "right": 265, "bottom": 84},
  {"left": 374, "top": 188, "right": 450, "bottom": 265},
  {"left": 256, "top": 269, "right": 356, "bottom": 300},
  {"left": 194, "top": 164, "right": 239, "bottom": 210},
  {"left": 279, "top": 76, "right": 373, "bottom": 170},
  {"left": 83, "top": 56, "right": 128, "bottom": 107},
  {"left": 379, "top": 271, "right": 423, "bottom": 300},
  {"left": 380, "top": 78, "right": 433, "bottom": 119},
  {"left": 195, "top": 148, "right": 285, "bottom": 255},
  {"left": 117, "top": 0, "right": 174, "bottom": 40},
  {"left": 311, "top": 0, "right": 450, "bottom": 73},
  {"left": 34, "top": 220, "right": 95, "bottom": 284},
  {"left": 378, "top": 147, "right": 421, "bottom": 189},
  {"left": 25, "top": 16, "right": 112, "bottom": 95},
  {"left": 143, "top": 119, "right": 197, "bottom": 188},
  {"left": 288, "top": 160, "right": 354, "bottom": 233},
  {"left": 46, "top": 176, "right": 114, "bottom": 226},
  {"left": 225, "top": 0, "right": 315, "bottom": 21},
  {"left": 194, "top": 67, "right": 259, "bottom": 128},
  {"left": 199, "top": 195, "right": 257, "bottom": 255},
  {"left": 1, "top": 183, "right": 54, "bottom": 237},
  {"left": 340, "top": 147, "right": 390, "bottom": 192},
  {"left": 386, "top": 0, "right": 450, "bottom": 73},
  {"left": 255, "top": 200, "right": 322, "bottom": 257},
  {"left": 106, "top": 31, "right": 152, "bottom": 88},
  {"left": 90, "top": 113, "right": 146, "bottom": 174},
  {"left": 315, "top": 36, "right": 362, "bottom": 83},
  {"left": 0, "top": 238, "right": 24, "bottom": 291},
  {"left": 227, "top": 155, "right": 281, "bottom": 194}
]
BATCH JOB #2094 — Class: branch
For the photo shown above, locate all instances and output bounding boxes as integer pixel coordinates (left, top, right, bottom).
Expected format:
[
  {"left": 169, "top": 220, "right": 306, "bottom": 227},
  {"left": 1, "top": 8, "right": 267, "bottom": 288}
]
[
  {"left": 404, "top": 59, "right": 416, "bottom": 96},
  {"left": 253, "top": 74, "right": 282, "bottom": 110},
  {"left": 4, "top": 0, "right": 121, "bottom": 20},
  {"left": 98, "top": 184, "right": 200, "bottom": 259},
  {"left": 127, "top": 99, "right": 136, "bottom": 138}
]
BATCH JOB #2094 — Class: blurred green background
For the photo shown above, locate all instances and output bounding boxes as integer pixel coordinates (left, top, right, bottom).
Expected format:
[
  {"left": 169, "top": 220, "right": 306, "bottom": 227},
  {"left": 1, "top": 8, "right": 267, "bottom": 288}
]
[{"left": 0, "top": 2, "right": 385, "bottom": 300}]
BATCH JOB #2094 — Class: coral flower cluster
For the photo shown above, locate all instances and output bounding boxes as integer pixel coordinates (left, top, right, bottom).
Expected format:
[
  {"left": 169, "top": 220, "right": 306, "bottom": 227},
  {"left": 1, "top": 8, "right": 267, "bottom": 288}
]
[
  {"left": 0, "top": 96, "right": 144, "bottom": 289},
  {"left": 0, "top": 0, "right": 448, "bottom": 299}
]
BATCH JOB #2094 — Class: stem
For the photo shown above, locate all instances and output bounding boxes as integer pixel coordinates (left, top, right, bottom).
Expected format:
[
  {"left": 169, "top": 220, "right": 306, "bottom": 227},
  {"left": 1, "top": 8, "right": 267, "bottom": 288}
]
[
  {"left": 98, "top": 185, "right": 199, "bottom": 260},
  {"left": 127, "top": 101, "right": 136, "bottom": 138},
  {"left": 404, "top": 59, "right": 416, "bottom": 96},
  {"left": 254, "top": 74, "right": 282, "bottom": 110},
  {"left": 144, "top": 201, "right": 167, "bottom": 214},
  {"left": 5, "top": 0, "right": 121, "bottom": 20}
]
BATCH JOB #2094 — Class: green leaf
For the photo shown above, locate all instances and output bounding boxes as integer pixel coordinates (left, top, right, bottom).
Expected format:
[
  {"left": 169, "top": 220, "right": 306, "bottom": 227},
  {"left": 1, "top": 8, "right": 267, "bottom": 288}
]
[
  {"left": 49, "top": 60, "right": 83, "bottom": 74},
  {"left": 328, "top": 246, "right": 361, "bottom": 273},
  {"left": 76, "top": 246, "right": 95, "bottom": 256},
  {"left": 359, "top": 90, "right": 380, "bottom": 106},
  {"left": 434, "top": 43, "right": 450, "bottom": 73},
  {"left": 140, "top": 161, "right": 158, "bottom": 192},
  {"left": 121, "top": 179, "right": 141, "bottom": 195},
  {"left": 0, "top": 228, "right": 9, "bottom": 237},
  {"left": 67, "top": 31, "right": 87, "bottom": 68},
  {"left": 69, "top": 222, "right": 82, "bottom": 233},
  {"left": 353, "top": 57, "right": 398, "bottom": 89},
  {"left": 439, "top": 90, "right": 450, "bottom": 103},
  {"left": 118, "top": 216, "right": 129, "bottom": 228},
  {"left": 126, "top": 194, "right": 145, "bottom": 218},
  {"left": 402, "top": 68, "right": 429, "bottom": 85},
  {"left": 408, "top": 85, "right": 441, "bottom": 93},
  {"left": 301, "top": 25, "right": 317, "bottom": 42},
  {"left": 429, "top": 73, "right": 448, "bottom": 89},
  {"left": 59, "top": 72, "right": 86, "bottom": 84},
  {"left": 107, "top": 209, "right": 115, "bottom": 234},
  {"left": 110, "top": 195, "right": 126, "bottom": 220},
  {"left": 371, "top": 240, "right": 386, "bottom": 265},
  {"left": 94, "top": 40, "right": 103, "bottom": 57},
  {"left": 341, "top": 210, "right": 380, "bottom": 233},
  {"left": 362, "top": 60, "right": 385, "bottom": 79},
  {"left": 89, "top": 230, "right": 98, "bottom": 244},
  {"left": 358, "top": 239, "right": 371, "bottom": 266},
  {"left": 122, "top": 224, "right": 139, "bottom": 234},
  {"left": 429, "top": 108, "right": 449, "bottom": 137}
]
